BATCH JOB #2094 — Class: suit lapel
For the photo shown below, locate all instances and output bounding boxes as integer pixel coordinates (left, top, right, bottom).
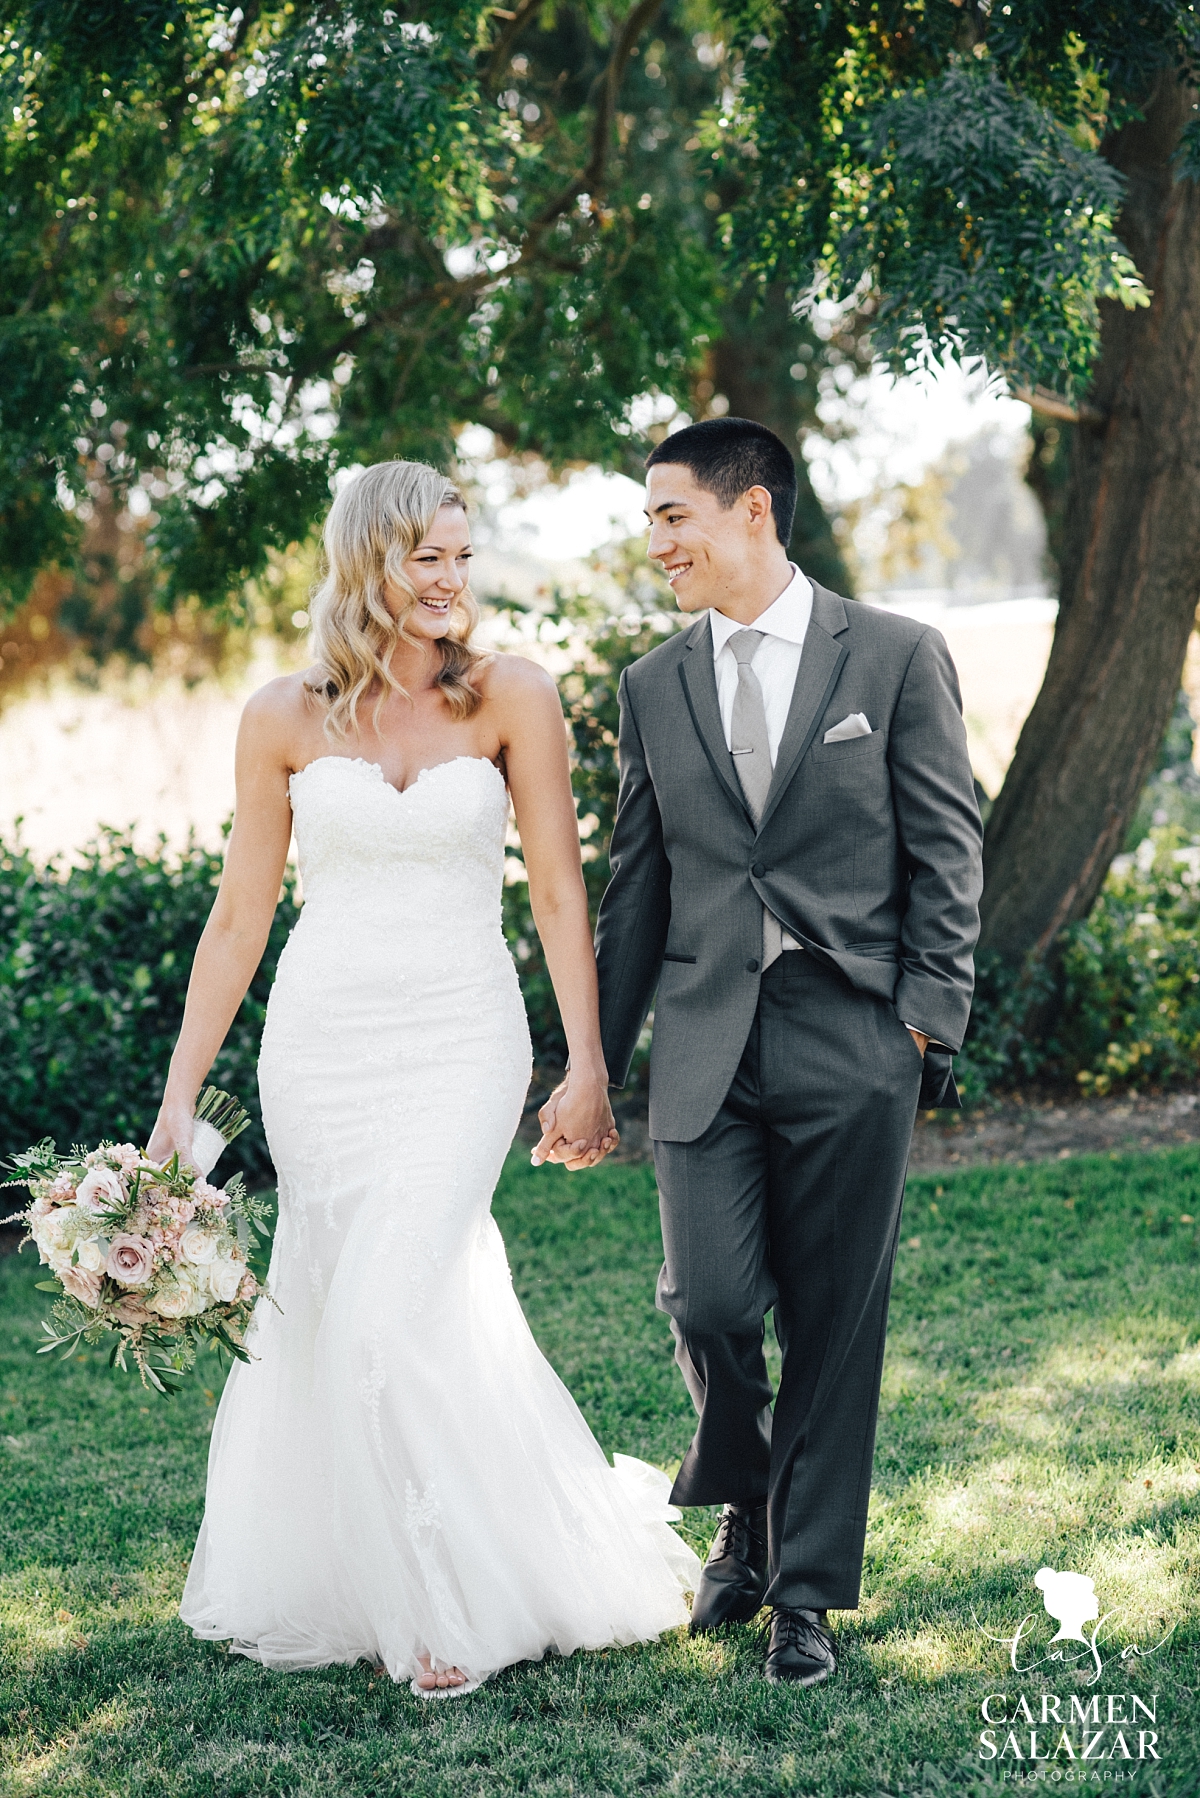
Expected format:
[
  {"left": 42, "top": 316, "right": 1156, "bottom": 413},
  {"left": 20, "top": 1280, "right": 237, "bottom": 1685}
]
[
  {"left": 677, "top": 616, "right": 754, "bottom": 826},
  {"left": 756, "top": 583, "right": 850, "bottom": 835}
]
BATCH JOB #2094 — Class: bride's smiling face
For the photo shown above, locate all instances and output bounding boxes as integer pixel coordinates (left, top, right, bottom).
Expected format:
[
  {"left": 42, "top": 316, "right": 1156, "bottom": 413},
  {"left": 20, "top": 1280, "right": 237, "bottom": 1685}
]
[{"left": 383, "top": 504, "right": 473, "bottom": 641}]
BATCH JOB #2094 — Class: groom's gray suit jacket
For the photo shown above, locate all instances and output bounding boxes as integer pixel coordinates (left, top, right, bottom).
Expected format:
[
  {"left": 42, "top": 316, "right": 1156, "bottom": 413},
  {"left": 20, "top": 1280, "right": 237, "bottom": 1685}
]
[{"left": 594, "top": 583, "right": 984, "bottom": 1143}]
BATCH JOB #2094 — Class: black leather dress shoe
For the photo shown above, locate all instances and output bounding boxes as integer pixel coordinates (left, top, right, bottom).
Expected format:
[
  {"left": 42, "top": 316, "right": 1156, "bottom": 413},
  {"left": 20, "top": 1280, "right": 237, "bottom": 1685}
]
[
  {"left": 763, "top": 1606, "right": 837, "bottom": 1685},
  {"left": 688, "top": 1502, "right": 768, "bottom": 1633}
]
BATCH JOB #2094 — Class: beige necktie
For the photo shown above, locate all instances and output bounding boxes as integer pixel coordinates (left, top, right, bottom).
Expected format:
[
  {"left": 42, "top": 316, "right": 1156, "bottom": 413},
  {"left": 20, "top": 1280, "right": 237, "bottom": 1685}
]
[{"left": 729, "top": 630, "right": 784, "bottom": 969}]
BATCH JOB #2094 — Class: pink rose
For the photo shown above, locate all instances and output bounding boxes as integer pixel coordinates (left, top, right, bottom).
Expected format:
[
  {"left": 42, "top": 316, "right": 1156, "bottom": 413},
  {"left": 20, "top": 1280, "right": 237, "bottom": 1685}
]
[
  {"left": 105, "top": 1233, "right": 155, "bottom": 1287},
  {"left": 76, "top": 1167, "right": 126, "bottom": 1213},
  {"left": 237, "top": 1271, "right": 258, "bottom": 1301},
  {"left": 60, "top": 1264, "right": 103, "bottom": 1308},
  {"left": 116, "top": 1296, "right": 153, "bottom": 1327}
]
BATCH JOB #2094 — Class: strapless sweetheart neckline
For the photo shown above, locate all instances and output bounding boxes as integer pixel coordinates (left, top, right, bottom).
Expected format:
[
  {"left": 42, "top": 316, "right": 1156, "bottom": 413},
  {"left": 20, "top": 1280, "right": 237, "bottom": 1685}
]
[{"left": 290, "top": 753, "right": 504, "bottom": 800}]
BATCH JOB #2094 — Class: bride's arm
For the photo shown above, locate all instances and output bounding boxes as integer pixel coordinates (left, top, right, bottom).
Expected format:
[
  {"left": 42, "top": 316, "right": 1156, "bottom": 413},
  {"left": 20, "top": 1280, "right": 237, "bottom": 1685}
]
[
  {"left": 493, "top": 659, "right": 617, "bottom": 1169},
  {"left": 146, "top": 689, "right": 296, "bottom": 1165}
]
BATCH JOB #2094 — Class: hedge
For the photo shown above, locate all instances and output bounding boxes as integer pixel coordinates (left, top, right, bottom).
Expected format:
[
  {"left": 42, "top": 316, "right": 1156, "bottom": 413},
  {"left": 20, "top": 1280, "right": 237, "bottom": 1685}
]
[{"left": 5, "top": 823, "right": 1200, "bottom": 1186}]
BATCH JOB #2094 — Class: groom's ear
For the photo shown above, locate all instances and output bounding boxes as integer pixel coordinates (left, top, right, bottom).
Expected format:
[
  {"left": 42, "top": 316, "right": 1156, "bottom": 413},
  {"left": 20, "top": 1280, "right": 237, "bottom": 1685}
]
[{"left": 743, "top": 486, "right": 776, "bottom": 532}]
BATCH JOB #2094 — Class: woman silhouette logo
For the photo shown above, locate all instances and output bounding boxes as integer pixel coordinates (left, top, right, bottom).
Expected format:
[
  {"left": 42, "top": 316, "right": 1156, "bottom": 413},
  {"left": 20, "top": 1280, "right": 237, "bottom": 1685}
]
[
  {"left": 981, "top": 1566, "right": 1172, "bottom": 1684},
  {"left": 1034, "top": 1566, "right": 1100, "bottom": 1643}
]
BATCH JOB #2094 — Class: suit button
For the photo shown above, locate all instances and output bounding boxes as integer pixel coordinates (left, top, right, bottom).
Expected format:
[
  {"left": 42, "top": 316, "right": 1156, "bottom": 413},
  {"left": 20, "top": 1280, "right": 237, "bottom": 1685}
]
[
  {"left": 751, "top": 861, "right": 765, "bottom": 878},
  {"left": 745, "top": 958, "right": 759, "bottom": 973}
]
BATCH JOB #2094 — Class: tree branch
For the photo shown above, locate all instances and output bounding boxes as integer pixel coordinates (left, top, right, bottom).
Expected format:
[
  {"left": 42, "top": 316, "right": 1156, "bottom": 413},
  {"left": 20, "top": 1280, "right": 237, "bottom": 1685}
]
[
  {"left": 1013, "top": 384, "right": 1107, "bottom": 428},
  {"left": 528, "top": 0, "right": 666, "bottom": 234},
  {"left": 484, "top": 0, "right": 543, "bottom": 90},
  {"left": 183, "top": 2, "right": 667, "bottom": 427}
]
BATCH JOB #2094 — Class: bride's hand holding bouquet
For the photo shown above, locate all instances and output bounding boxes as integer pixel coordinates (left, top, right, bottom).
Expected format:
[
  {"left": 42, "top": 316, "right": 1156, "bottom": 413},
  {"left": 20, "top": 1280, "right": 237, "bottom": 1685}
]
[{"left": 2, "top": 1088, "right": 271, "bottom": 1396}]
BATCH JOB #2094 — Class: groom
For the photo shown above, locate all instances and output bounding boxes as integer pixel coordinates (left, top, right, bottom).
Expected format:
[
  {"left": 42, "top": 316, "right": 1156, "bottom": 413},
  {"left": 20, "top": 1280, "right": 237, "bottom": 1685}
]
[{"left": 590, "top": 417, "right": 982, "bottom": 1684}]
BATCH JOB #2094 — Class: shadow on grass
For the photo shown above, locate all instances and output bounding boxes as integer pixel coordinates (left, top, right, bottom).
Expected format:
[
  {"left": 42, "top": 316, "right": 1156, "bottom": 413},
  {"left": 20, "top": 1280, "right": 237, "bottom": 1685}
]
[{"left": 1, "top": 1145, "right": 1199, "bottom": 1795}]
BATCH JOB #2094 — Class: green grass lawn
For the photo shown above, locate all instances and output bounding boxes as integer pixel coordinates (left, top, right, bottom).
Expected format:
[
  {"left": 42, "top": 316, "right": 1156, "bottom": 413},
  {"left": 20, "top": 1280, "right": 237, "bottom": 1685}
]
[{"left": 1, "top": 1145, "right": 1198, "bottom": 1797}]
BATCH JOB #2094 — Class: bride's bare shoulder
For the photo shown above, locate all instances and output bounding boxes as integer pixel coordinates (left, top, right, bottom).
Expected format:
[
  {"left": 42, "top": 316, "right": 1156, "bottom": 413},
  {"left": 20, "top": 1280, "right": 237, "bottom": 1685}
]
[
  {"left": 239, "top": 667, "right": 328, "bottom": 751},
  {"left": 242, "top": 667, "right": 327, "bottom": 722},
  {"left": 476, "top": 650, "right": 558, "bottom": 709}
]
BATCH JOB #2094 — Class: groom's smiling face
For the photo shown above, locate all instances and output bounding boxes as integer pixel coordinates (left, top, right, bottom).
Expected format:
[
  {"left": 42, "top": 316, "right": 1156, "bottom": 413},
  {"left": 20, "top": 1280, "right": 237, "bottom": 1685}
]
[{"left": 644, "top": 463, "right": 761, "bottom": 614}]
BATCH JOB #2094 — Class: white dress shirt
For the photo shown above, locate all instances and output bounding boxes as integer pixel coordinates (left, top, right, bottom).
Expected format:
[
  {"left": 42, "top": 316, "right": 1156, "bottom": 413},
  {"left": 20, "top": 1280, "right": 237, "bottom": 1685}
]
[{"left": 709, "top": 564, "right": 813, "bottom": 760}]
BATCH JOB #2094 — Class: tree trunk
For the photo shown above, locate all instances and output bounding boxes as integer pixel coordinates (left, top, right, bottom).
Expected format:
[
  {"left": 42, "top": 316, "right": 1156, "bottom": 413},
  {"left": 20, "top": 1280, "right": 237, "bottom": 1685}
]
[{"left": 980, "top": 72, "right": 1200, "bottom": 958}]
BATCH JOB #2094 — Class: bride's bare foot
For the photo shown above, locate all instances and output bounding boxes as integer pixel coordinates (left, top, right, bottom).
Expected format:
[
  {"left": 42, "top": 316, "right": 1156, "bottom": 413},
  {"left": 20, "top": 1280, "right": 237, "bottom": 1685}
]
[{"left": 415, "top": 1653, "right": 468, "bottom": 1691}]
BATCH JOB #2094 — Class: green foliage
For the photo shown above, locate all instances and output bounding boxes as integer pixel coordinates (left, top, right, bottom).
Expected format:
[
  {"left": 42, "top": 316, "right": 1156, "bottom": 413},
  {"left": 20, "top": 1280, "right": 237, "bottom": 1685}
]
[
  {"left": 1, "top": 1146, "right": 1199, "bottom": 1793},
  {"left": 959, "top": 825, "right": 1200, "bottom": 1103},
  {"left": 953, "top": 947, "right": 1059, "bottom": 1107},
  {"left": 7, "top": 0, "right": 1198, "bottom": 628},
  {"left": 1124, "top": 687, "right": 1200, "bottom": 848},
  {"left": 0, "top": 828, "right": 299, "bottom": 1182},
  {"left": 722, "top": 0, "right": 1197, "bottom": 394},
  {"left": 0, "top": 0, "right": 724, "bottom": 617},
  {"left": 1061, "top": 829, "right": 1200, "bottom": 1095},
  {"left": 7, "top": 728, "right": 1200, "bottom": 1163}
]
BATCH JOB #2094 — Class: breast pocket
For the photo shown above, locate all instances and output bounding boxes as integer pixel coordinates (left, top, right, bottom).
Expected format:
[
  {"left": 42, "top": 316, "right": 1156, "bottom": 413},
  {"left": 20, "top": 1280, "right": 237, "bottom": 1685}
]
[
  {"left": 809, "top": 728, "right": 886, "bottom": 765},
  {"left": 804, "top": 728, "right": 891, "bottom": 842}
]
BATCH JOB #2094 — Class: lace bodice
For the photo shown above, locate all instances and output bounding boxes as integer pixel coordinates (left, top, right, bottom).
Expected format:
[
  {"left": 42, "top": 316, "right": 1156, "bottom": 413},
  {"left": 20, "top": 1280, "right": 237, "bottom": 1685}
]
[{"left": 287, "top": 754, "right": 509, "bottom": 931}]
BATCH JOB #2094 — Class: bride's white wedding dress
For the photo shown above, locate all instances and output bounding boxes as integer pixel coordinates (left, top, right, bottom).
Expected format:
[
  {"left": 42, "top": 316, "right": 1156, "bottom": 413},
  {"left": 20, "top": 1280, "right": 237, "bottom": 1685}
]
[{"left": 180, "top": 754, "right": 698, "bottom": 1686}]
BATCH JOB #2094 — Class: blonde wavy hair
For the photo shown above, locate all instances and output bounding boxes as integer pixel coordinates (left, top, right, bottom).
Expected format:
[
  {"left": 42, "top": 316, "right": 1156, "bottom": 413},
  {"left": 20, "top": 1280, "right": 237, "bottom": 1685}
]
[{"left": 307, "top": 460, "right": 488, "bottom": 739}]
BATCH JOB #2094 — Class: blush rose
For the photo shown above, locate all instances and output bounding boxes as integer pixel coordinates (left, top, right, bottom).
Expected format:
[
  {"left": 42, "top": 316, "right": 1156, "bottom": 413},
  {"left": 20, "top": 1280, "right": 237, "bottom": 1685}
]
[
  {"left": 60, "top": 1264, "right": 104, "bottom": 1308},
  {"left": 106, "top": 1233, "right": 155, "bottom": 1287},
  {"left": 76, "top": 1167, "right": 126, "bottom": 1213}
]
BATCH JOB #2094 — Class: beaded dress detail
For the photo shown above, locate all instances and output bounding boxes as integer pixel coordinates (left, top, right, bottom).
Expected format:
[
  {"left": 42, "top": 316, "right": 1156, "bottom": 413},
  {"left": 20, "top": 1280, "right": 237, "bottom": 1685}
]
[{"left": 180, "top": 755, "right": 698, "bottom": 1682}]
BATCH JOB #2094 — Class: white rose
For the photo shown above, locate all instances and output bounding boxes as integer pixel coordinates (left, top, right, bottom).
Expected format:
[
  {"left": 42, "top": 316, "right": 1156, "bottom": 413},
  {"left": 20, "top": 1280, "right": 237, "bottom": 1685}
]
[
  {"left": 75, "top": 1235, "right": 108, "bottom": 1273},
  {"left": 40, "top": 1206, "right": 75, "bottom": 1243},
  {"left": 178, "top": 1225, "right": 219, "bottom": 1266},
  {"left": 76, "top": 1167, "right": 126, "bottom": 1213},
  {"left": 147, "top": 1270, "right": 203, "bottom": 1319},
  {"left": 206, "top": 1255, "right": 244, "bottom": 1304},
  {"left": 33, "top": 1207, "right": 77, "bottom": 1267}
]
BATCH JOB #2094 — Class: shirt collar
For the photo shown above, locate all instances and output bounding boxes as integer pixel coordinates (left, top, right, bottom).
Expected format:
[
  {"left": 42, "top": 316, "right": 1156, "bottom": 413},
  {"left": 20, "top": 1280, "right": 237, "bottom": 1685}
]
[{"left": 709, "top": 564, "right": 813, "bottom": 661}]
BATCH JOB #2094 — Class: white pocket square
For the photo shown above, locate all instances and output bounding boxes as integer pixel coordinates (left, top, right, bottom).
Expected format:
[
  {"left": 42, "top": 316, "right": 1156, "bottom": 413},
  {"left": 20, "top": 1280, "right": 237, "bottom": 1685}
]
[{"left": 823, "top": 712, "right": 872, "bottom": 744}]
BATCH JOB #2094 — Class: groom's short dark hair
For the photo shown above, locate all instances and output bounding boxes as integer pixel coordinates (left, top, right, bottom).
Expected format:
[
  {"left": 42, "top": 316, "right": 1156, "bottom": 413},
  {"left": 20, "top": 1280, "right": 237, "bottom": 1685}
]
[{"left": 645, "top": 418, "right": 797, "bottom": 547}]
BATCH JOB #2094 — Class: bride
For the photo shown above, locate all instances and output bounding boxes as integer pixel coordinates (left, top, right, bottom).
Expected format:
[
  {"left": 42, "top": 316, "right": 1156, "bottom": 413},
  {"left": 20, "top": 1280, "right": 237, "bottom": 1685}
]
[{"left": 147, "top": 459, "right": 698, "bottom": 1695}]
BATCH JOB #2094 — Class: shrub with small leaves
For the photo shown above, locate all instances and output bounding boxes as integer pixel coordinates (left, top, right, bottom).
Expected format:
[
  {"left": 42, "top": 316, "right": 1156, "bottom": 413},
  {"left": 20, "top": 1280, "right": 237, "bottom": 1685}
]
[
  {"left": 0, "top": 830, "right": 300, "bottom": 1184},
  {"left": 1060, "top": 830, "right": 1200, "bottom": 1096},
  {"left": 956, "top": 827, "right": 1200, "bottom": 1103}
]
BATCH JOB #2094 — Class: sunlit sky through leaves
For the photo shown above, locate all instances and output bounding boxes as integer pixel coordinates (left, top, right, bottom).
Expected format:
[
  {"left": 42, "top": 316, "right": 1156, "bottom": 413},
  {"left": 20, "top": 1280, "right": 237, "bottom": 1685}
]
[{"left": 478, "top": 359, "right": 1032, "bottom": 565}]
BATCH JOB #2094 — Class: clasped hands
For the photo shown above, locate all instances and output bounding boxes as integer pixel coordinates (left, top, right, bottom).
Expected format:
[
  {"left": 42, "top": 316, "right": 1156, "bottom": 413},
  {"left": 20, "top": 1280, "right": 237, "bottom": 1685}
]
[
  {"left": 531, "top": 1067, "right": 619, "bottom": 1172},
  {"left": 531, "top": 1031, "right": 926, "bottom": 1174}
]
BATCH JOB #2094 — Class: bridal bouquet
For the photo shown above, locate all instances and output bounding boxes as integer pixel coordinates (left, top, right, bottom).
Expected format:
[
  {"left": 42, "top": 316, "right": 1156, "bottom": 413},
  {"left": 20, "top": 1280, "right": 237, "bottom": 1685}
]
[{"left": 2, "top": 1089, "right": 271, "bottom": 1396}]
